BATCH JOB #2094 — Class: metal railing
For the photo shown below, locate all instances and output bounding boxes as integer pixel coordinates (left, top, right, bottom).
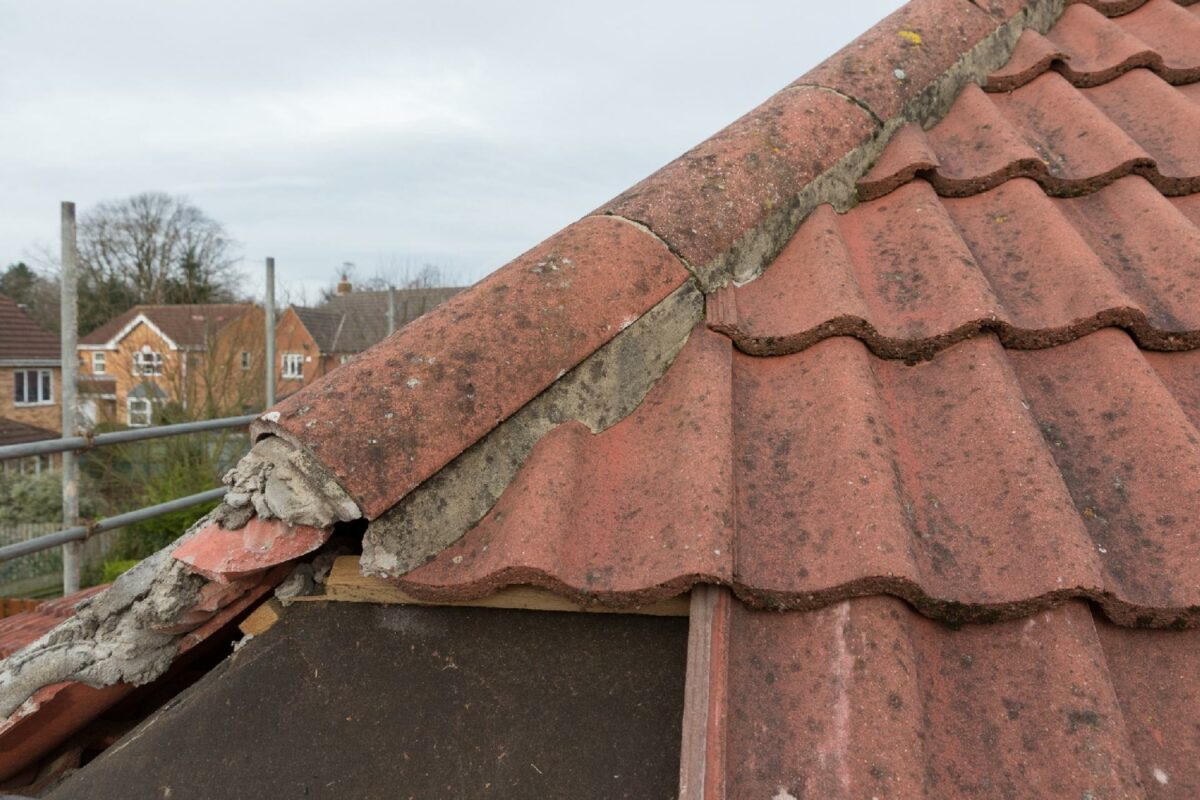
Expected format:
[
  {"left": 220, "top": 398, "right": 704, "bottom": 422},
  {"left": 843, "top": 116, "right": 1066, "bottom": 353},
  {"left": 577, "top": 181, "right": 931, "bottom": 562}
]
[
  {"left": 0, "top": 411, "right": 255, "bottom": 564},
  {"left": 0, "top": 202, "right": 279, "bottom": 592}
]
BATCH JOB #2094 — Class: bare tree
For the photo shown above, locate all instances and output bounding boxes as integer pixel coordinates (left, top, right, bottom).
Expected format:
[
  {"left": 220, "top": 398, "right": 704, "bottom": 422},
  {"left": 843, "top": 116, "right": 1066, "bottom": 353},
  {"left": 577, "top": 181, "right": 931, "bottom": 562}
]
[{"left": 76, "top": 193, "right": 241, "bottom": 333}]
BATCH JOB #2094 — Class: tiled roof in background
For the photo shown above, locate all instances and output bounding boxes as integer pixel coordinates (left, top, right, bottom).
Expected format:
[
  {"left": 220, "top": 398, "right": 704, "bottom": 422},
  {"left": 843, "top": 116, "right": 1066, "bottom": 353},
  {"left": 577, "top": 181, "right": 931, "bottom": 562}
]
[
  {"left": 0, "top": 418, "right": 58, "bottom": 448},
  {"left": 0, "top": 294, "right": 58, "bottom": 362},
  {"left": 291, "top": 287, "right": 463, "bottom": 355},
  {"left": 79, "top": 304, "right": 256, "bottom": 348}
]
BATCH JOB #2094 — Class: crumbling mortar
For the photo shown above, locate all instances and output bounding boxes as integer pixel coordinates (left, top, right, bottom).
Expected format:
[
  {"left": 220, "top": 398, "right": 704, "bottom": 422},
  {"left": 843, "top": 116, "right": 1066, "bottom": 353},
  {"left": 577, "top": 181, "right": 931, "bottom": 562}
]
[
  {"left": 361, "top": 281, "right": 704, "bottom": 578},
  {"left": 217, "top": 435, "right": 361, "bottom": 532},
  {"left": 0, "top": 513, "right": 218, "bottom": 721}
]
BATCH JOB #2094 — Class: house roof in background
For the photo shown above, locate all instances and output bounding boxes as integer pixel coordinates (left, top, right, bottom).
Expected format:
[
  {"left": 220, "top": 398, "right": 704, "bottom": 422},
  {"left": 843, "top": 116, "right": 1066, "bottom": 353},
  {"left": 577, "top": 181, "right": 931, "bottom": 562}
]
[
  {"left": 0, "top": 294, "right": 58, "bottom": 363},
  {"left": 292, "top": 287, "right": 464, "bottom": 354},
  {"left": 79, "top": 304, "right": 257, "bottom": 349},
  {"left": 0, "top": 418, "right": 58, "bottom": 449}
]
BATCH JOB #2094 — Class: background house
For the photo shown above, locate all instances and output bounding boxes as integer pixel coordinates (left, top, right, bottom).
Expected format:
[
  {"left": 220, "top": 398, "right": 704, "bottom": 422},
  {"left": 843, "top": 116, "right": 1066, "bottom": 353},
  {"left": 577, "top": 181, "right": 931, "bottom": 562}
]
[
  {"left": 77, "top": 304, "right": 265, "bottom": 427},
  {"left": 0, "top": 294, "right": 60, "bottom": 473},
  {"left": 276, "top": 282, "right": 461, "bottom": 395}
]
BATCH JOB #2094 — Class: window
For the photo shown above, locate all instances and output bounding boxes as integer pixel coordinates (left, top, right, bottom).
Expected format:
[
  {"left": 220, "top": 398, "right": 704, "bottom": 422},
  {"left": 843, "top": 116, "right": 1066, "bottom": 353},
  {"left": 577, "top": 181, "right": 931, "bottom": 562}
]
[
  {"left": 282, "top": 353, "right": 304, "bottom": 379},
  {"left": 241, "top": 351, "right": 251, "bottom": 371},
  {"left": 92, "top": 352, "right": 107, "bottom": 374},
  {"left": 13, "top": 369, "right": 53, "bottom": 405},
  {"left": 132, "top": 350, "right": 163, "bottom": 376},
  {"left": 127, "top": 397, "right": 153, "bottom": 427}
]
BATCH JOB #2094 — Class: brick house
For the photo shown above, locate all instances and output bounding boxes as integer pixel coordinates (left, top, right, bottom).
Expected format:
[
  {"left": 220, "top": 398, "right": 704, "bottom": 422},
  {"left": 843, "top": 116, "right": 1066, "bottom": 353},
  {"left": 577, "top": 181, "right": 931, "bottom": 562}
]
[
  {"left": 275, "top": 284, "right": 461, "bottom": 396},
  {"left": 77, "top": 304, "right": 265, "bottom": 427},
  {"left": 0, "top": 294, "right": 60, "bottom": 473}
]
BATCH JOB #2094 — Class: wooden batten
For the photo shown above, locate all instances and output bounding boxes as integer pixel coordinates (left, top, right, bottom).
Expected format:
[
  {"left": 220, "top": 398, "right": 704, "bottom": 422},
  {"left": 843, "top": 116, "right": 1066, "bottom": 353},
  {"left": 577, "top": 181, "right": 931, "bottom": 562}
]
[{"left": 291, "top": 555, "right": 690, "bottom": 617}]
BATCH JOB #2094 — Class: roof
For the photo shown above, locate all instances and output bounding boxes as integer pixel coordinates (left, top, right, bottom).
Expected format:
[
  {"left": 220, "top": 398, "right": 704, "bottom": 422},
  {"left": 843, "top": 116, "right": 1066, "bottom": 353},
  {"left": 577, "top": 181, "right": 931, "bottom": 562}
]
[
  {"left": 4, "top": 0, "right": 1200, "bottom": 795},
  {"left": 79, "top": 304, "right": 257, "bottom": 349},
  {"left": 0, "top": 418, "right": 58, "bottom": 449},
  {"left": 0, "top": 586, "right": 107, "bottom": 660},
  {"left": 291, "top": 286, "right": 464, "bottom": 354},
  {"left": 0, "top": 294, "right": 58, "bottom": 363}
]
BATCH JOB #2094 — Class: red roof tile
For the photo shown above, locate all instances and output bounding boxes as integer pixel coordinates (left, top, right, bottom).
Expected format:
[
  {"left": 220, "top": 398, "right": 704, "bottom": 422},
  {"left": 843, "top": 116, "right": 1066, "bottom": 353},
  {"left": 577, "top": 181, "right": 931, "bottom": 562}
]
[
  {"left": 861, "top": 70, "right": 1200, "bottom": 201},
  {"left": 793, "top": 0, "right": 999, "bottom": 120},
  {"left": 0, "top": 585, "right": 107, "bottom": 659},
  {"left": 253, "top": 215, "right": 690, "bottom": 519},
  {"left": 366, "top": 5, "right": 1200, "bottom": 792},
  {"left": 722, "top": 597, "right": 1194, "bottom": 797},
  {"left": 398, "top": 328, "right": 1200, "bottom": 625},
  {"left": 79, "top": 303, "right": 257, "bottom": 348},
  {"left": 597, "top": 87, "right": 876, "bottom": 279},
  {"left": 989, "top": 2, "right": 1200, "bottom": 90},
  {"left": 0, "top": 294, "right": 58, "bottom": 363},
  {"left": 709, "top": 176, "right": 1200, "bottom": 358}
]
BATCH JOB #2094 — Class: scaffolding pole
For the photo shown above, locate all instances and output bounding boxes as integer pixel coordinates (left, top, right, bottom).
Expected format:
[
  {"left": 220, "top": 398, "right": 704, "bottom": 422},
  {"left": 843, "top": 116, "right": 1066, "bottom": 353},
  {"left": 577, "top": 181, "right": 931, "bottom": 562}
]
[
  {"left": 265, "top": 257, "right": 276, "bottom": 407},
  {"left": 60, "top": 202, "right": 81, "bottom": 593}
]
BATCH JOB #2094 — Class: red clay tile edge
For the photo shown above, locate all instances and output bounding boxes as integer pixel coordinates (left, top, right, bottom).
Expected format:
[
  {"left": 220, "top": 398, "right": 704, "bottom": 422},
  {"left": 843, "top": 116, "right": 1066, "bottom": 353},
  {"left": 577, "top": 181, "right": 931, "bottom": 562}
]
[
  {"left": 0, "top": 565, "right": 288, "bottom": 784},
  {"left": 252, "top": 215, "right": 690, "bottom": 520}
]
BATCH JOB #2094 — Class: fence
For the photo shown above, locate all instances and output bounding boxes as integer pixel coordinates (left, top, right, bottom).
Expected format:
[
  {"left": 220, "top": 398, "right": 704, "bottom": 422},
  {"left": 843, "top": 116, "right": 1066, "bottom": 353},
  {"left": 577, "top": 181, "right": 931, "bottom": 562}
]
[
  {"left": 0, "top": 521, "right": 120, "bottom": 598},
  {"left": 0, "top": 201, "right": 278, "bottom": 596},
  {"left": 0, "top": 418, "right": 255, "bottom": 577},
  {"left": 0, "top": 203, "right": 276, "bottom": 597}
]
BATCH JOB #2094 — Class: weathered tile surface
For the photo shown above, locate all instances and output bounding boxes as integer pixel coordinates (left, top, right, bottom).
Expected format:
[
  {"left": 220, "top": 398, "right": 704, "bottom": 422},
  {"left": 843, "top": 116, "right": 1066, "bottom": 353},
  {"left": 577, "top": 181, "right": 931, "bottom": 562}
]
[{"left": 252, "top": 215, "right": 689, "bottom": 519}]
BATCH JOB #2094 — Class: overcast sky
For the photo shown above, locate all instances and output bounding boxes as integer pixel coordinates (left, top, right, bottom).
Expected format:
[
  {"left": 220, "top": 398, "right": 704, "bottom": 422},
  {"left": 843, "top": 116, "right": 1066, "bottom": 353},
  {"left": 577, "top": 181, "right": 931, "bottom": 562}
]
[{"left": 2, "top": 1, "right": 904, "bottom": 304}]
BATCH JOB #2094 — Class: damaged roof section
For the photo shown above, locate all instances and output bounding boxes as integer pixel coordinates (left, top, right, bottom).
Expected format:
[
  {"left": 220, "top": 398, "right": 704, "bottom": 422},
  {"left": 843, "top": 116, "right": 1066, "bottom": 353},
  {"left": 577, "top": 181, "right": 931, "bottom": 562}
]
[
  {"left": 251, "top": 215, "right": 692, "bottom": 520},
  {"left": 6, "top": 0, "right": 1200, "bottom": 795},
  {"left": 45, "top": 603, "right": 689, "bottom": 800}
]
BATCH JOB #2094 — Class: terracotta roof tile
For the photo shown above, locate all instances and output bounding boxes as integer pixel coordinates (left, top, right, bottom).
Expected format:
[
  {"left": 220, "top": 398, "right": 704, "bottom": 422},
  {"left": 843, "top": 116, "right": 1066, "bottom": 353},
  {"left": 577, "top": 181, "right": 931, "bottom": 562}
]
[
  {"left": 710, "top": 176, "right": 1200, "bottom": 359},
  {"left": 387, "top": 0, "right": 1200, "bottom": 632},
  {"left": 722, "top": 597, "right": 1187, "bottom": 798},
  {"left": 793, "top": 0, "right": 998, "bottom": 120},
  {"left": 0, "top": 585, "right": 108, "bottom": 659},
  {"left": 253, "top": 215, "right": 690, "bottom": 519},
  {"left": 989, "top": 2, "right": 1200, "bottom": 90},
  {"left": 598, "top": 87, "right": 877, "bottom": 276},
  {"left": 398, "top": 328, "right": 1200, "bottom": 625},
  {"left": 860, "top": 69, "right": 1200, "bottom": 200}
]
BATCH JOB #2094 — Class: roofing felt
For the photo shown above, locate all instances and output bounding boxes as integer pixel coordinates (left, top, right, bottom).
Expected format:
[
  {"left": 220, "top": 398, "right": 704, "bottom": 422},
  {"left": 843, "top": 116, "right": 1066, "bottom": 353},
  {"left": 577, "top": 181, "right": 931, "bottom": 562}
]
[
  {"left": 0, "top": 294, "right": 58, "bottom": 362},
  {"left": 79, "top": 304, "right": 257, "bottom": 347},
  {"left": 47, "top": 603, "right": 688, "bottom": 800}
]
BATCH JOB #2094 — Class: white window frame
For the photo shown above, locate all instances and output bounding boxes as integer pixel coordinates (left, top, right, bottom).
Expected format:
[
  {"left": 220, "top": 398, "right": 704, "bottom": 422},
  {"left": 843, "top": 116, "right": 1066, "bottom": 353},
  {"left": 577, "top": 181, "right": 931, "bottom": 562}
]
[
  {"left": 132, "top": 350, "right": 164, "bottom": 376},
  {"left": 92, "top": 351, "right": 107, "bottom": 374},
  {"left": 13, "top": 369, "right": 53, "bottom": 406},
  {"left": 282, "top": 353, "right": 304, "bottom": 379},
  {"left": 241, "top": 351, "right": 251, "bottom": 371},
  {"left": 127, "top": 397, "right": 153, "bottom": 427}
]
